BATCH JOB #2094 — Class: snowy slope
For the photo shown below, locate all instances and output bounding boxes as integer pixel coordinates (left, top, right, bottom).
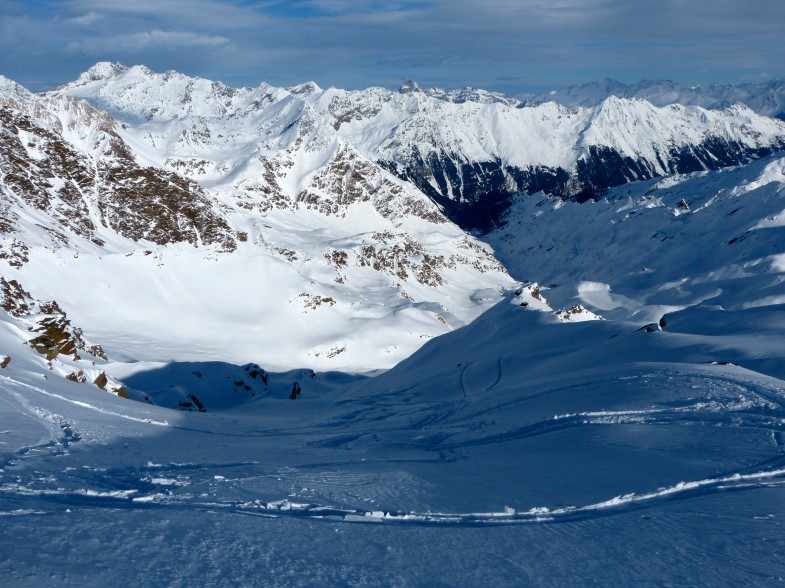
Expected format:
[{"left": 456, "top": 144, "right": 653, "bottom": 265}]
[
  {"left": 315, "top": 84, "right": 785, "bottom": 223},
  {"left": 3, "top": 61, "right": 784, "bottom": 377},
  {"left": 2, "top": 63, "right": 785, "bottom": 585},
  {"left": 1, "top": 67, "right": 516, "bottom": 373},
  {"left": 1, "top": 284, "right": 784, "bottom": 585},
  {"left": 324, "top": 88, "right": 785, "bottom": 173},
  {"left": 485, "top": 152, "right": 785, "bottom": 328}
]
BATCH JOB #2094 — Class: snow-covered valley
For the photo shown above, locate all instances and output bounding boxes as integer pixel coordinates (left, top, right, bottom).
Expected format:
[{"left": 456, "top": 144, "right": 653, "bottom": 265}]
[
  {"left": 2, "top": 291, "right": 785, "bottom": 585},
  {"left": 1, "top": 64, "right": 785, "bottom": 585}
]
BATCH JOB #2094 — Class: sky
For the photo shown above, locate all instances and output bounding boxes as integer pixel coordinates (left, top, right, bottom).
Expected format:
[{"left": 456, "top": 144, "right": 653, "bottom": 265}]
[{"left": 1, "top": 0, "right": 784, "bottom": 95}]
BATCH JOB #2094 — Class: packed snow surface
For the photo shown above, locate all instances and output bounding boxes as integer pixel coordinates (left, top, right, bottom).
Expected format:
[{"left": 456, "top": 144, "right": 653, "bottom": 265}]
[{"left": 2, "top": 291, "right": 785, "bottom": 585}]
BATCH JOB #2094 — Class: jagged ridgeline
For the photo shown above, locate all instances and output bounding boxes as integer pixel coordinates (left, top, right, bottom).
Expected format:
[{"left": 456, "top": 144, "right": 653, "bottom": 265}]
[
  {"left": 45, "top": 63, "right": 785, "bottom": 232},
  {"left": 365, "top": 94, "right": 785, "bottom": 230},
  {"left": 0, "top": 65, "right": 521, "bottom": 373}
]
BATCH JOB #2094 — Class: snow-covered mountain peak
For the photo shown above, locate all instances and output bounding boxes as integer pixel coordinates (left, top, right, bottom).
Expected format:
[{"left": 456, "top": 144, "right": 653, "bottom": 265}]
[
  {"left": 399, "top": 79, "right": 422, "bottom": 94},
  {"left": 0, "top": 75, "right": 32, "bottom": 97},
  {"left": 425, "top": 85, "right": 521, "bottom": 107},
  {"left": 0, "top": 75, "right": 33, "bottom": 109},
  {"left": 1, "top": 66, "right": 519, "bottom": 373},
  {"left": 55, "top": 62, "right": 256, "bottom": 122},
  {"left": 531, "top": 77, "right": 785, "bottom": 119},
  {"left": 71, "top": 61, "right": 129, "bottom": 85},
  {"left": 579, "top": 98, "right": 785, "bottom": 167},
  {"left": 287, "top": 81, "right": 323, "bottom": 96}
]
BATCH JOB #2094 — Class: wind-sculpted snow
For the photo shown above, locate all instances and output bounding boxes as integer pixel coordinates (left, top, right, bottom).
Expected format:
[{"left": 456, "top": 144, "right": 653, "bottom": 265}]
[{"left": 1, "top": 292, "right": 785, "bottom": 584}]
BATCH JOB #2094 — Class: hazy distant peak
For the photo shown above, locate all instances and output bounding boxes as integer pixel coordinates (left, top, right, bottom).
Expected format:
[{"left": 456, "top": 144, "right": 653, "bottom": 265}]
[
  {"left": 76, "top": 62, "right": 129, "bottom": 84},
  {"left": 0, "top": 75, "right": 33, "bottom": 103},
  {"left": 287, "top": 81, "right": 323, "bottom": 96},
  {"left": 399, "top": 79, "right": 422, "bottom": 93}
]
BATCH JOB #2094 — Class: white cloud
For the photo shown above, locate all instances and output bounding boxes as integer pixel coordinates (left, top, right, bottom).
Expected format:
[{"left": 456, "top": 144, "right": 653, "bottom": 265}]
[
  {"left": 2, "top": 0, "right": 785, "bottom": 94},
  {"left": 62, "top": 0, "right": 268, "bottom": 30},
  {"left": 71, "top": 30, "right": 231, "bottom": 54},
  {"left": 66, "top": 11, "right": 103, "bottom": 26}
]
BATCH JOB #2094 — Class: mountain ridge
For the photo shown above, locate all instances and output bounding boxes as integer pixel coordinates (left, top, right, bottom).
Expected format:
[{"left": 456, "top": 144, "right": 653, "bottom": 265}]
[
  {"left": 49, "top": 63, "right": 785, "bottom": 231},
  {"left": 2, "top": 62, "right": 785, "bottom": 374},
  {"left": 0, "top": 66, "right": 518, "bottom": 374},
  {"left": 525, "top": 77, "right": 785, "bottom": 120}
]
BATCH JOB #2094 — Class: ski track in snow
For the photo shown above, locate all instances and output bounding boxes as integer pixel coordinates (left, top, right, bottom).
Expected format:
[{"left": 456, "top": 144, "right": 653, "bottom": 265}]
[
  {"left": 3, "top": 367, "right": 785, "bottom": 528},
  {"left": 2, "top": 461, "right": 784, "bottom": 527},
  {"left": 0, "top": 375, "right": 170, "bottom": 427},
  {"left": 486, "top": 357, "right": 504, "bottom": 392}
]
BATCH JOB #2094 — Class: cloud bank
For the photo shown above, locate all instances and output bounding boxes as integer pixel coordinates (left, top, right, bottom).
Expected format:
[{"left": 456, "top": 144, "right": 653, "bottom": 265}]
[{"left": 1, "top": 0, "right": 783, "bottom": 94}]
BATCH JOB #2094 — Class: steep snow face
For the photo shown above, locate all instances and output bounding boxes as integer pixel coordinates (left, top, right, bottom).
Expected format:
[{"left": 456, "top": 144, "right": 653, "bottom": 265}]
[
  {"left": 1, "top": 68, "right": 516, "bottom": 373},
  {"left": 424, "top": 84, "right": 522, "bottom": 107},
  {"left": 322, "top": 87, "right": 584, "bottom": 170},
  {"left": 579, "top": 99, "right": 784, "bottom": 171},
  {"left": 325, "top": 88, "right": 785, "bottom": 173},
  {"left": 55, "top": 62, "right": 261, "bottom": 122},
  {"left": 0, "top": 76, "right": 34, "bottom": 109},
  {"left": 313, "top": 82, "right": 785, "bottom": 230},
  {"left": 485, "top": 152, "right": 785, "bottom": 328},
  {"left": 53, "top": 64, "right": 450, "bottom": 226}
]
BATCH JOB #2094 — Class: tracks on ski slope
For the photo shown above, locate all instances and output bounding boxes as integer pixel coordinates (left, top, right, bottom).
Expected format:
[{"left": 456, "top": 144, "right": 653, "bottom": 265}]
[
  {"left": 0, "top": 385, "right": 85, "bottom": 470},
  {"left": 1, "top": 464, "right": 784, "bottom": 527},
  {"left": 3, "top": 369, "right": 785, "bottom": 527}
]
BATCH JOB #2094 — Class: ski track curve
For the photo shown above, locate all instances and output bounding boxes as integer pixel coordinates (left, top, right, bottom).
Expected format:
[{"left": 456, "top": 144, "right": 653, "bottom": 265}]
[
  {"left": 2, "top": 465, "right": 784, "bottom": 527},
  {"left": 486, "top": 357, "right": 504, "bottom": 392},
  {"left": 3, "top": 368, "right": 785, "bottom": 527}
]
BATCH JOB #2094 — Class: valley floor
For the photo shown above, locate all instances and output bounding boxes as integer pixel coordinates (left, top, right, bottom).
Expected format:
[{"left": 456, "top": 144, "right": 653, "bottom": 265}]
[{"left": 2, "top": 300, "right": 785, "bottom": 585}]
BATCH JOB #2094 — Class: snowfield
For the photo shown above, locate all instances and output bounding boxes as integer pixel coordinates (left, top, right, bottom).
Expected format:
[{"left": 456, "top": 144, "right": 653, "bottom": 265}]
[{"left": 2, "top": 293, "right": 785, "bottom": 585}]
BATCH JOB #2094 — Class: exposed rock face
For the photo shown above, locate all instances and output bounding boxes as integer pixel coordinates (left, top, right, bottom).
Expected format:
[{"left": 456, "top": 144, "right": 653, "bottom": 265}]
[
  {"left": 1, "top": 276, "right": 106, "bottom": 361},
  {"left": 0, "top": 102, "right": 236, "bottom": 250},
  {"left": 28, "top": 312, "right": 107, "bottom": 361},
  {"left": 50, "top": 64, "right": 785, "bottom": 235},
  {"left": 93, "top": 372, "right": 108, "bottom": 389},
  {"left": 1, "top": 277, "right": 34, "bottom": 316}
]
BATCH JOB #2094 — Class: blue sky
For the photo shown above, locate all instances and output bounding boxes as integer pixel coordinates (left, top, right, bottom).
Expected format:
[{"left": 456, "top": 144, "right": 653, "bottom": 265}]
[{"left": 2, "top": 0, "right": 784, "bottom": 94}]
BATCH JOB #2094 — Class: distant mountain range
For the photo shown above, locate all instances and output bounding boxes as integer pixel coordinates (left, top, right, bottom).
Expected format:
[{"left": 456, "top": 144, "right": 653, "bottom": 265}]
[
  {"left": 523, "top": 77, "right": 785, "bottom": 120},
  {"left": 1, "top": 62, "right": 784, "bottom": 380},
  {"left": 47, "top": 63, "right": 785, "bottom": 231},
  {"left": 408, "top": 77, "right": 785, "bottom": 122}
]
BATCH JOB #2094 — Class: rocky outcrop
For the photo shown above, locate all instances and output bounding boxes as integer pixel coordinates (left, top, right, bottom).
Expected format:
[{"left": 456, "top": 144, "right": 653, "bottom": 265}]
[{"left": 0, "top": 102, "right": 236, "bottom": 250}]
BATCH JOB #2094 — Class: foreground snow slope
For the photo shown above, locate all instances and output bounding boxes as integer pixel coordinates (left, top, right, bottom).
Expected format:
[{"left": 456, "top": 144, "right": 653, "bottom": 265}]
[{"left": 1, "top": 290, "right": 784, "bottom": 585}]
